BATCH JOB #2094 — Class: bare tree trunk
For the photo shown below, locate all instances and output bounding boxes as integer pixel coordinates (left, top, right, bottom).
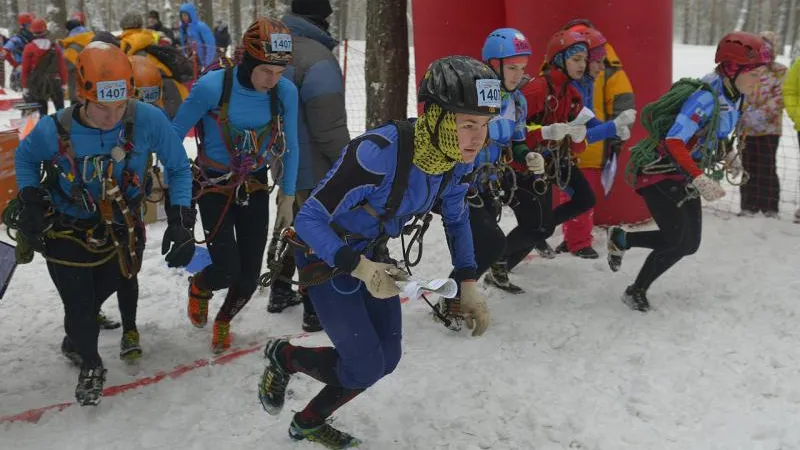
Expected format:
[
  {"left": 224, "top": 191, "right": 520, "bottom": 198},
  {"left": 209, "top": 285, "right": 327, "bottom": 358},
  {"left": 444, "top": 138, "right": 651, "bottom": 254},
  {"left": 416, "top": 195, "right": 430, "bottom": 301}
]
[
  {"left": 199, "top": 0, "right": 213, "bottom": 25},
  {"left": 710, "top": 0, "right": 719, "bottom": 45},
  {"left": 339, "top": 0, "right": 349, "bottom": 40},
  {"left": 8, "top": 0, "right": 19, "bottom": 31},
  {"left": 692, "top": 0, "right": 701, "bottom": 44},
  {"left": 787, "top": 0, "right": 798, "bottom": 55},
  {"left": 48, "top": 0, "right": 68, "bottom": 38},
  {"left": 682, "top": 0, "right": 691, "bottom": 43},
  {"left": 251, "top": 0, "right": 257, "bottom": 22},
  {"left": 230, "top": 0, "right": 241, "bottom": 46},
  {"left": 735, "top": 0, "right": 750, "bottom": 31},
  {"left": 365, "top": 0, "right": 408, "bottom": 129},
  {"left": 778, "top": 0, "right": 790, "bottom": 53}
]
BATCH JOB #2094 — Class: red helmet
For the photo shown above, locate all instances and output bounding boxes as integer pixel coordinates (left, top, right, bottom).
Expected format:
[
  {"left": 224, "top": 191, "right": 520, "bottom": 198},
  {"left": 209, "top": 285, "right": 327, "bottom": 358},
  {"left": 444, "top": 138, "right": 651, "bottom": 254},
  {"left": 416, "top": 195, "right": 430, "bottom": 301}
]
[
  {"left": 71, "top": 11, "right": 87, "bottom": 25},
  {"left": 544, "top": 29, "right": 590, "bottom": 63},
  {"left": 18, "top": 12, "right": 34, "bottom": 27},
  {"left": 715, "top": 32, "right": 771, "bottom": 65},
  {"left": 577, "top": 27, "right": 606, "bottom": 49},
  {"left": 30, "top": 19, "right": 47, "bottom": 35}
]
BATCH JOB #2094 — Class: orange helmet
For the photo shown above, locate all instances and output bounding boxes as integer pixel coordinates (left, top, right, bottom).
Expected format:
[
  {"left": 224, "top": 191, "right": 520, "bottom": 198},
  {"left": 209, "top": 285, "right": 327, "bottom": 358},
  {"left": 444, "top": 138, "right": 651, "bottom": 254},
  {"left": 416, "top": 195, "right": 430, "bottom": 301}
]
[
  {"left": 129, "top": 55, "right": 163, "bottom": 105},
  {"left": 76, "top": 42, "right": 134, "bottom": 103},
  {"left": 30, "top": 19, "right": 47, "bottom": 35},
  {"left": 18, "top": 12, "right": 34, "bottom": 27},
  {"left": 242, "top": 17, "right": 292, "bottom": 65}
]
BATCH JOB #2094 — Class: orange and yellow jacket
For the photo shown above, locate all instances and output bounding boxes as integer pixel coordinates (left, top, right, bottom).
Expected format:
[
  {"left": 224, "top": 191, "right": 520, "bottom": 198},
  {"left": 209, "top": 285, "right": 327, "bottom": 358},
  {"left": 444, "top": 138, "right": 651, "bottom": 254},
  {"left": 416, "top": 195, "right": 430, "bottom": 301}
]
[
  {"left": 59, "top": 31, "right": 95, "bottom": 68},
  {"left": 579, "top": 43, "right": 635, "bottom": 170}
]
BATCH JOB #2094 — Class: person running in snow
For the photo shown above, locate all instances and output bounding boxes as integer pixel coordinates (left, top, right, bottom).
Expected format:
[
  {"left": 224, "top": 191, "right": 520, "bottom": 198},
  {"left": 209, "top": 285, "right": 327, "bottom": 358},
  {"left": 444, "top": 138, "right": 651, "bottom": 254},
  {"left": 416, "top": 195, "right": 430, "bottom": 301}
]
[
  {"left": 21, "top": 19, "right": 67, "bottom": 115},
  {"left": 607, "top": 32, "right": 769, "bottom": 312},
  {"left": 556, "top": 21, "right": 636, "bottom": 259},
  {"left": 485, "top": 29, "right": 634, "bottom": 293},
  {"left": 178, "top": 3, "right": 216, "bottom": 71},
  {"left": 4, "top": 13, "right": 35, "bottom": 92},
  {"left": 13, "top": 42, "right": 195, "bottom": 406},
  {"left": 265, "top": 0, "right": 350, "bottom": 333},
  {"left": 437, "top": 28, "right": 540, "bottom": 328},
  {"left": 257, "top": 55, "right": 494, "bottom": 449},
  {"left": 172, "top": 17, "right": 299, "bottom": 353}
]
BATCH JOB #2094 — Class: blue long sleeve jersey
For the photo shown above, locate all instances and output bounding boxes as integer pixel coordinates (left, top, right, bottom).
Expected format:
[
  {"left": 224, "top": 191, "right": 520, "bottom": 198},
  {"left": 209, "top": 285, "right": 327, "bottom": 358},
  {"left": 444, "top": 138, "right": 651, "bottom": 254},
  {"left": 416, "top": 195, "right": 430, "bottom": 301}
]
[
  {"left": 172, "top": 67, "right": 300, "bottom": 195},
  {"left": 15, "top": 101, "right": 193, "bottom": 219},
  {"left": 572, "top": 74, "right": 618, "bottom": 143},
  {"left": 666, "top": 72, "right": 740, "bottom": 149},
  {"left": 476, "top": 88, "right": 527, "bottom": 167},
  {"left": 294, "top": 122, "right": 478, "bottom": 280}
]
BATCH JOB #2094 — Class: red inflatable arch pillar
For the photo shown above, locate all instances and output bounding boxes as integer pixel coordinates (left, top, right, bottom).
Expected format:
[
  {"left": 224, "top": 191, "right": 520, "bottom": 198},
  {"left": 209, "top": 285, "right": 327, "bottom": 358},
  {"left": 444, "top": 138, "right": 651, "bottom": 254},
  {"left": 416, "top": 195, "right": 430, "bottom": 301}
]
[{"left": 412, "top": 0, "right": 673, "bottom": 225}]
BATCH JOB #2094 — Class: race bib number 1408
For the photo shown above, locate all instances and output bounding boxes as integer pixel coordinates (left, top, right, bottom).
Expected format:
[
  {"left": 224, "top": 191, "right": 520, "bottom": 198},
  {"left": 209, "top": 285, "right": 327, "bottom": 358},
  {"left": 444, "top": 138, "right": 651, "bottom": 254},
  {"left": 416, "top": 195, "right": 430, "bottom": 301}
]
[{"left": 476, "top": 79, "right": 501, "bottom": 109}]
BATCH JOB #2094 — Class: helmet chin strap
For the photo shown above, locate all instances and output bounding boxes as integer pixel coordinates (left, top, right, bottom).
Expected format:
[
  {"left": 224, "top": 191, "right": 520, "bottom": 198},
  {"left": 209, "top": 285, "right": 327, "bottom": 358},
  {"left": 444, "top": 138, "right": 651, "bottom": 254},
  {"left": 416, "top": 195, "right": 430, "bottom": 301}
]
[{"left": 722, "top": 72, "right": 741, "bottom": 101}]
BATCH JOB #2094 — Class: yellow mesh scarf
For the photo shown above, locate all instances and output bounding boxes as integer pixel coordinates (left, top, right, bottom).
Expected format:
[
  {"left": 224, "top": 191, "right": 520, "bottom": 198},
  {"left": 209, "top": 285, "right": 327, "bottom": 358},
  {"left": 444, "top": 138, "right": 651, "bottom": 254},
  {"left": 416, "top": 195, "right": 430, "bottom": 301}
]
[{"left": 413, "top": 104, "right": 461, "bottom": 175}]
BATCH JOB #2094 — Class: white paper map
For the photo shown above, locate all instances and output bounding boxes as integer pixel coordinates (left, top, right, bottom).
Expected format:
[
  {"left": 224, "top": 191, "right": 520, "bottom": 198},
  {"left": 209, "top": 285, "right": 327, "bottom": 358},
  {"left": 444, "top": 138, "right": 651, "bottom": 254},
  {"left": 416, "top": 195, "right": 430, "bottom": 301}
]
[{"left": 399, "top": 278, "right": 458, "bottom": 301}]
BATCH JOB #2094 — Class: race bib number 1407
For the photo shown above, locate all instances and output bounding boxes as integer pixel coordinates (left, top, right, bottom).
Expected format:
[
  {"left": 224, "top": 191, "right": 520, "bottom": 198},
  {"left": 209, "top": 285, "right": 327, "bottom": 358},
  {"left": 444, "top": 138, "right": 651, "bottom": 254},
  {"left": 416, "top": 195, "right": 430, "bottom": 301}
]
[
  {"left": 271, "top": 33, "right": 292, "bottom": 52},
  {"left": 96, "top": 80, "right": 128, "bottom": 103}
]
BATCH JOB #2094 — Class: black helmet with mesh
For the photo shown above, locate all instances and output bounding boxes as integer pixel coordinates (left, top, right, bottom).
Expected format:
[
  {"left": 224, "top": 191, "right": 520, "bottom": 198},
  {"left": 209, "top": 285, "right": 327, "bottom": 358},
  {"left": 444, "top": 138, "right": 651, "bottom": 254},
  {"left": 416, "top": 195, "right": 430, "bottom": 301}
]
[{"left": 418, "top": 55, "right": 501, "bottom": 116}]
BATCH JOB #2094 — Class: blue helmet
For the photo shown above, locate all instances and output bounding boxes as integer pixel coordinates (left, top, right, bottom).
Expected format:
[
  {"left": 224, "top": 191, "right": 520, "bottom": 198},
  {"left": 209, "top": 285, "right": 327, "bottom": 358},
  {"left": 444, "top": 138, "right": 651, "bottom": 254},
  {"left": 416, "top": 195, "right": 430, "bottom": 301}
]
[{"left": 481, "top": 28, "right": 532, "bottom": 62}]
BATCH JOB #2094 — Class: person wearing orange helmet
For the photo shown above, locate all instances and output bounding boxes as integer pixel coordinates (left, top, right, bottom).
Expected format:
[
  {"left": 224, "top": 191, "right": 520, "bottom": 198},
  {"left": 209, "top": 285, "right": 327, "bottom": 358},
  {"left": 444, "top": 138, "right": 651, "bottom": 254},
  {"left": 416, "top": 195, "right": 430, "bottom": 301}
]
[
  {"left": 607, "top": 32, "right": 770, "bottom": 312},
  {"left": 21, "top": 19, "right": 68, "bottom": 115},
  {"left": 130, "top": 54, "right": 165, "bottom": 110},
  {"left": 172, "top": 17, "right": 300, "bottom": 354},
  {"left": 13, "top": 42, "right": 194, "bottom": 406}
]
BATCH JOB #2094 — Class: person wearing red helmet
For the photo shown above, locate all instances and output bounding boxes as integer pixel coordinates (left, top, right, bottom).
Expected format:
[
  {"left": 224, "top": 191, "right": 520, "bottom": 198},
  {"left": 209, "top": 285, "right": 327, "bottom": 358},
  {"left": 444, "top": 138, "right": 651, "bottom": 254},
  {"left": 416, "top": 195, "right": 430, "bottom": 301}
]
[
  {"left": 486, "top": 28, "right": 631, "bottom": 291},
  {"left": 21, "top": 18, "right": 67, "bottom": 115},
  {"left": 607, "top": 31, "right": 770, "bottom": 312},
  {"left": 3, "top": 13, "right": 36, "bottom": 91},
  {"left": 554, "top": 23, "right": 637, "bottom": 259}
]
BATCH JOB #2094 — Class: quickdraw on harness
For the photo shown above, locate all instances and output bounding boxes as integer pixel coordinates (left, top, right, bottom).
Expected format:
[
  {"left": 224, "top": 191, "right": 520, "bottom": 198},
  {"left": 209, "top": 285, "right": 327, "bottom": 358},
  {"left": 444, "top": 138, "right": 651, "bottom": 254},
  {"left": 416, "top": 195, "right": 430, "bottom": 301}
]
[
  {"left": 192, "top": 66, "right": 287, "bottom": 244},
  {"left": 525, "top": 72, "right": 581, "bottom": 196},
  {"left": 625, "top": 77, "right": 747, "bottom": 190},
  {"left": 466, "top": 144, "right": 518, "bottom": 221},
  {"left": 257, "top": 119, "right": 453, "bottom": 290},
  {"left": 6, "top": 100, "right": 143, "bottom": 277}
]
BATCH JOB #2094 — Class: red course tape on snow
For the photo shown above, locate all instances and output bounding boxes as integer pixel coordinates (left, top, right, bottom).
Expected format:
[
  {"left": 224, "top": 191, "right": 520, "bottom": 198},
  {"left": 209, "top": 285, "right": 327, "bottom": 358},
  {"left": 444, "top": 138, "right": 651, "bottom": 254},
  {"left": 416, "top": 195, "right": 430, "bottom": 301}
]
[{"left": 1, "top": 296, "right": 417, "bottom": 425}]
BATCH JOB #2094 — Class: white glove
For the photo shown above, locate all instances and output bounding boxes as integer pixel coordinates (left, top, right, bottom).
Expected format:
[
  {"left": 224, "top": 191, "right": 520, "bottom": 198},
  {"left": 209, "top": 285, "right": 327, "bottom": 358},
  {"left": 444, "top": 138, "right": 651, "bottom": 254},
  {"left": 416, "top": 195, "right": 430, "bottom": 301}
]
[
  {"left": 459, "top": 281, "right": 490, "bottom": 337},
  {"left": 525, "top": 152, "right": 545, "bottom": 174},
  {"left": 566, "top": 124, "right": 587, "bottom": 142},
  {"left": 724, "top": 151, "right": 744, "bottom": 179},
  {"left": 616, "top": 125, "right": 631, "bottom": 141},
  {"left": 351, "top": 256, "right": 401, "bottom": 299},
  {"left": 614, "top": 109, "right": 637, "bottom": 127},
  {"left": 272, "top": 191, "right": 295, "bottom": 233},
  {"left": 540, "top": 123, "right": 570, "bottom": 141},
  {"left": 692, "top": 174, "right": 726, "bottom": 202},
  {"left": 21, "top": 88, "right": 29, "bottom": 97}
]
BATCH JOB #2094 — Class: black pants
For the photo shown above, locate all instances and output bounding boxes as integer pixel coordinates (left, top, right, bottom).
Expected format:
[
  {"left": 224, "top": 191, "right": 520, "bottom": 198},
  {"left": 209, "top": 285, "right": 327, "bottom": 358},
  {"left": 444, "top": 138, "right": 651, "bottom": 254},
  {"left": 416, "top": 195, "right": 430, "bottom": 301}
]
[
  {"left": 46, "top": 222, "right": 144, "bottom": 368},
  {"left": 26, "top": 78, "right": 65, "bottom": 115},
  {"left": 445, "top": 192, "right": 506, "bottom": 281},
  {"left": 196, "top": 177, "right": 269, "bottom": 320},
  {"left": 504, "top": 167, "right": 595, "bottom": 270},
  {"left": 740, "top": 135, "right": 780, "bottom": 214},
  {"left": 626, "top": 180, "right": 702, "bottom": 292}
]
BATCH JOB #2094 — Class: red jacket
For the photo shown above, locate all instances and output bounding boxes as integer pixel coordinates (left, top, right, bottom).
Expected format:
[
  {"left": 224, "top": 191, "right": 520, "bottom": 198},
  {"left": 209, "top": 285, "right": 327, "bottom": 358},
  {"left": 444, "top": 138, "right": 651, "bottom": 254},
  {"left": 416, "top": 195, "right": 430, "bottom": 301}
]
[
  {"left": 517, "top": 67, "right": 585, "bottom": 171},
  {"left": 21, "top": 39, "right": 67, "bottom": 89}
]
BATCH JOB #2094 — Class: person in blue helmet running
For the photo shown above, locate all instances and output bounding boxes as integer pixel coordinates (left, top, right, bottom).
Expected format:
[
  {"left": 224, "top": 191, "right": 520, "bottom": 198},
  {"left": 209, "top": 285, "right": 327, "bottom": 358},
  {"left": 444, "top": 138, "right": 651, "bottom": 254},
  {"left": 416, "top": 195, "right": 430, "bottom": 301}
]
[{"left": 257, "top": 55, "right": 496, "bottom": 449}]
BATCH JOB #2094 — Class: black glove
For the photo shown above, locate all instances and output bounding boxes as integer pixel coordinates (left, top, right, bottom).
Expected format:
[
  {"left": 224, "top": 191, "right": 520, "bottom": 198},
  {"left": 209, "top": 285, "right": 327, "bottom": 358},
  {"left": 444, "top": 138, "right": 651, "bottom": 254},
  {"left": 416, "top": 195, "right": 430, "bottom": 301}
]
[
  {"left": 17, "top": 187, "right": 52, "bottom": 253},
  {"left": 161, "top": 205, "right": 196, "bottom": 268}
]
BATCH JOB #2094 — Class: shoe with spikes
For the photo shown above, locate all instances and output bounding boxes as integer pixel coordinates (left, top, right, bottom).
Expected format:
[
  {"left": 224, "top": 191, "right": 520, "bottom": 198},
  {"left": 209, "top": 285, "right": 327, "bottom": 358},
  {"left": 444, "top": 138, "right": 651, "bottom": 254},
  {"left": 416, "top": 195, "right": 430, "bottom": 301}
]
[
  {"left": 75, "top": 363, "right": 107, "bottom": 406},
  {"left": 483, "top": 262, "right": 524, "bottom": 294},
  {"left": 187, "top": 276, "right": 213, "bottom": 328},
  {"left": 258, "top": 339, "right": 292, "bottom": 415},
  {"left": 432, "top": 297, "right": 463, "bottom": 331},
  {"left": 622, "top": 285, "right": 650, "bottom": 312},
  {"left": 119, "top": 329, "right": 143, "bottom": 361},
  {"left": 607, "top": 227, "right": 627, "bottom": 273},
  {"left": 289, "top": 416, "right": 362, "bottom": 449}
]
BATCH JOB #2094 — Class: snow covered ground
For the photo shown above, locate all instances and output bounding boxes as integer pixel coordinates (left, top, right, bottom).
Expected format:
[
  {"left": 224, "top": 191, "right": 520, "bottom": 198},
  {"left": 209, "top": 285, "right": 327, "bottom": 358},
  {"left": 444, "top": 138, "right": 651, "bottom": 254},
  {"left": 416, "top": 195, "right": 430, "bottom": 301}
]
[{"left": 2, "top": 44, "right": 800, "bottom": 450}]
